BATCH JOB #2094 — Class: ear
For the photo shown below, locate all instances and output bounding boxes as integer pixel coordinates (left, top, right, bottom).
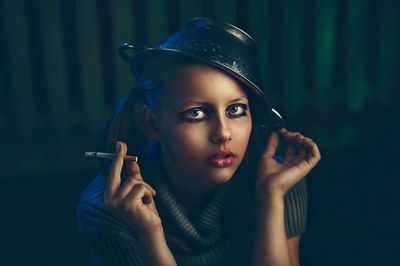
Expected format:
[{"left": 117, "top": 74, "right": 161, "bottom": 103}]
[{"left": 141, "top": 105, "right": 163, "bottom": 140}]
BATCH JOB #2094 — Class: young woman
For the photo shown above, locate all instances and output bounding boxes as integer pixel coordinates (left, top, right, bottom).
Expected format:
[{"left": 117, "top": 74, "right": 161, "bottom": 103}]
[{"left": 77, "top": 17, "right": 321, "bottom": 266}]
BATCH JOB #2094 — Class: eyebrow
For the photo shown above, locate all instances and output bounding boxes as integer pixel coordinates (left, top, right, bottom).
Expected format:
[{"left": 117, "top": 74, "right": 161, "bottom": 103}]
[{"left": 174, "top": 96, "right": 248, "bottom": 108}]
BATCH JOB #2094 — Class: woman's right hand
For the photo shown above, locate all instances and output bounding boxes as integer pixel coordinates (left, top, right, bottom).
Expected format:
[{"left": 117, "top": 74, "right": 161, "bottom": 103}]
[{"left": 104, "top": 141, "right": 162, "bottom": 238}]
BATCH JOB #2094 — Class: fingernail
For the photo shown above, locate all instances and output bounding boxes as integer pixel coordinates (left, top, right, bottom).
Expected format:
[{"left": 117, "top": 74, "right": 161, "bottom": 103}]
[{"left": 143, "top": 196, "right": 152, "bottom": 204}]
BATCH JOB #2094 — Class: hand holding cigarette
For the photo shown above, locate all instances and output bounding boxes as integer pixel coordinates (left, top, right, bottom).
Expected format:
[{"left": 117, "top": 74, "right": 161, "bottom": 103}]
[
  {"left": 85, "top": 151, "right": 138, "bottom": 162},
  {"left": 103, "top": 141, "right": 161, "bottom": 239}
]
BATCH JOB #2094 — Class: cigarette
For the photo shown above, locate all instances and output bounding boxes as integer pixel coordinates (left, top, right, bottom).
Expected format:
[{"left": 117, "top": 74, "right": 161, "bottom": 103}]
[{"left": 85, "top": 152, "right": 138, "bottom": 162}]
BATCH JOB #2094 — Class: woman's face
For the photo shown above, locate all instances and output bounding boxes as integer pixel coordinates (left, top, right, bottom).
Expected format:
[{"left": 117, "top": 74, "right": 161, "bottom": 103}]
[{"left": 154, "top": 64, "right": 252, "bottom": 189}]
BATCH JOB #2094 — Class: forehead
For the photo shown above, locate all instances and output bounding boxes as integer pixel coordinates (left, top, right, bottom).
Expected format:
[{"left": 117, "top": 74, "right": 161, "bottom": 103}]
[{"left": 166, "top": 64, "right": 248, "bottom": 101}]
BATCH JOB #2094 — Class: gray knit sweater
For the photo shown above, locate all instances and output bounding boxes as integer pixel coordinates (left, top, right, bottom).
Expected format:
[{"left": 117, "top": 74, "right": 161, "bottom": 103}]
[{"left": 77, "top": 160, "right": 307, "bottom": 266}]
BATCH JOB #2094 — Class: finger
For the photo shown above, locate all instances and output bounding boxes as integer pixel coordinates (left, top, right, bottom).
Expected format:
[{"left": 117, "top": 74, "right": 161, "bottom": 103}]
[
  {"left": 282, "top": 131, "right": 303, "bottom": 141},
  {"left": 105, "top": 141, "right": 126, "bottom": 202},
  {"left": 261, "top": 131, "right": 279, "bottom": 159},
  {"left": 122, "top": 158, "right": 156, "bottom": 195},
  {"left": 286, "top": 137, "right": 321, "bottom": 175},
  {"left": 294, "top": 133, "right": 306, "bottom": 157},
  {"left": 283, "top": 160, "right": 313, "bottom": 184},
  {"left": 282, "top": 131, "right": 303, "bottom": 143},
  {"left": 282, "top": 131, "right": 301, "bottom": 163},
  {"left": 115, "top": 177, "right": 156, "bottom": 200},
  {"left": 279, "top": 128, "right": 288, "bottom": 134},
  {"left": 302, "top": 137, "right": 322, "bottom": 167},
  {"left": 126, "top": 183, "right": 154, "bottom": 208},
  {"left": 123, "top": 160, "right": 156, "bottom": 193}
]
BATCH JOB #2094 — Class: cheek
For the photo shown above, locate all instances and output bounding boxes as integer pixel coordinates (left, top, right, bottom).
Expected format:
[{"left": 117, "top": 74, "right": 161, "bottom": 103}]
[
  {"left": 164, "top": 124, "right": 209, "bottom": 159},
  {"left": 232, "top": 120, "right": 252, "bottom": 149},
  {"left": 235, "top": 119, "right": 252, "bottom": 136}
]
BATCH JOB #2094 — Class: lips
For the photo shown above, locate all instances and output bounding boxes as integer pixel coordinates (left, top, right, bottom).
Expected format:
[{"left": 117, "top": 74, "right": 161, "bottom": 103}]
[{"left": 207, "top": 150, "right": 237, "bottom": 168}]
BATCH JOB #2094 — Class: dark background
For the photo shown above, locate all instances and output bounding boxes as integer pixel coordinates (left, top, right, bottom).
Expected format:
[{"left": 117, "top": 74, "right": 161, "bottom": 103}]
[{"left": 0, "top": 0, "right": 399, "bottom": 265}]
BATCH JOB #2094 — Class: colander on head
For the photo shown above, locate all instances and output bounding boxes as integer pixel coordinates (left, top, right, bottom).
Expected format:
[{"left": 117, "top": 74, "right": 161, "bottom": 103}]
[{"left": 119, "top": 17, "right": 284, "bottom": 130}]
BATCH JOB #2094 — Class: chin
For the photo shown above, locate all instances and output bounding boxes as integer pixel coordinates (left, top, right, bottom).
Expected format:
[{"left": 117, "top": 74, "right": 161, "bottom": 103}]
[{"left": 203, "top": 167, "right": 236, "bottom": 184}]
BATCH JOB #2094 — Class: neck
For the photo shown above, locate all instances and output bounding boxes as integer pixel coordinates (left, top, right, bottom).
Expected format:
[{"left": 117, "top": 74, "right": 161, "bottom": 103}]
[
  {"left": 160, "top": 149, "right": 218, "bottom": 213},
  {"left": 165, "top": 166, "right": 218, "bottom": 213}
]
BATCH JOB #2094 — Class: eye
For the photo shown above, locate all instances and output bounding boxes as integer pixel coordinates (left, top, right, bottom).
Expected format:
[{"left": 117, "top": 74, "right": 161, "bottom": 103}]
[
  {"left": 182, "top": 108, "right": 207, "bottom": 120},
  {"left": 227, "top": 104, "right": 248, "bottom": 117}
]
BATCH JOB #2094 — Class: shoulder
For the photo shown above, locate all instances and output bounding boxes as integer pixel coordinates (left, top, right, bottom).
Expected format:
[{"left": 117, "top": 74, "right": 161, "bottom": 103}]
[
  {"left": 77, "top": 172, "right": 107, "bottom": 222},
  {"left": 76, "top": 172, "right": 136, "bottom": 240},
  {"left": 79, "top": 172, "right": 107, "bottom": 208},
  {"left": 76, "top": 172, "right": 108, "bottom": 233}
]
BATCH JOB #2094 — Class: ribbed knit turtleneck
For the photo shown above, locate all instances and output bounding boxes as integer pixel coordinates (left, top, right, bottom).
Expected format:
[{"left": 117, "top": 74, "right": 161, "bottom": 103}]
[
  {"left": 141, "top": 162, "right": 255, "bottom": 266},
  {"left": 77, "top": 151, "right": 307, "bottom": 266}
]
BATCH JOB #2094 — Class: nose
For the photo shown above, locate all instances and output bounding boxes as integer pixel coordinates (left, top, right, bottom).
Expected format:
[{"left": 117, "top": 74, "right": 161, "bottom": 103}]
[{"left": 210, "top": 116, "right": 232, "bottom": 144}]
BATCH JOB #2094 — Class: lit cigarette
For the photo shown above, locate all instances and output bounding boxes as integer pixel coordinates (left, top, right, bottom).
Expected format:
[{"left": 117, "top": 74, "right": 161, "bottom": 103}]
[{"left": 85, "top": 152, "right": 138, "bottom": 162}]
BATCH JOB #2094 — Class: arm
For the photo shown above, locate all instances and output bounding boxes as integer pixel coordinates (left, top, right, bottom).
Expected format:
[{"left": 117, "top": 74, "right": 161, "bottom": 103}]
[
  {"left": 251, "top": 196, "right": 302, "bottom": 266},
  {"left": 251, "top": 129, "right": 320, "bottom": 266},
  {"left": 288, "top": 236, "right": 301, "bottom": 266},
  {"left": 138, "top": 227, "right": 176, "bottom": 266},
  {"left": 252, "top": 194, "right": 292, "bottom": 266},
  {"left": 81, "top": 231, "right": 176, "bottom": 266}
]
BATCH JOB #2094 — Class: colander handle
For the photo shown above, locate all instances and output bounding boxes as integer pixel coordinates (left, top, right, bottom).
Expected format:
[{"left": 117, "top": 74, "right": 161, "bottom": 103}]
[
  {"left": 119, "top": 42, "right": 149, "bottom": 62},
  {"left": 260, "top": 108, "right": 285, "bottom": 130}
]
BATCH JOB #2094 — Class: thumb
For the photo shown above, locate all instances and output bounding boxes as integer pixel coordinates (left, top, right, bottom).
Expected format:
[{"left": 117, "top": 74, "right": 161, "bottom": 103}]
[{"left": 261, "top": 131, "right": 279, "bottom": 159}]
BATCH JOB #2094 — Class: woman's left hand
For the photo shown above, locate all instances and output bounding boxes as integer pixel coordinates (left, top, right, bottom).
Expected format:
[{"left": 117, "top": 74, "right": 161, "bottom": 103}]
[{"left": 256, "top": 128, "right": 321, "bottom": 199}]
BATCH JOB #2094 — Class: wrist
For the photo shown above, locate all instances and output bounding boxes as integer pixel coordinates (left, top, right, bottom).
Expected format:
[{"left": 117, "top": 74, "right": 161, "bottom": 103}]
[
  {"left": 137, "top": 225, "right": 165, "bottom": 244},
  {"left": 256, "top": 186, "right": 285, "bottom": 202},
  {"left": 137, "top": 225, "right": 177, "bottom": 266},
  {"left": 256, "top": 189, "right": 286, "bottom": 209}
]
